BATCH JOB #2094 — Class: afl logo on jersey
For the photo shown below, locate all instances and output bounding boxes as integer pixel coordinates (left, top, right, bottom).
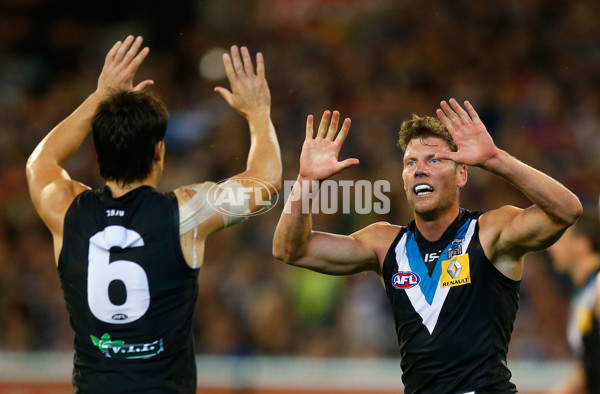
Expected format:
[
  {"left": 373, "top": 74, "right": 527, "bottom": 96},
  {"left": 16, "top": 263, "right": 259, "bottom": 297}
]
[
  {"left": 392, "top": 271, "right": 420, "bottom": 289},
  {"left": 112, "top": 313, "right": 128, "bottom": 321}
]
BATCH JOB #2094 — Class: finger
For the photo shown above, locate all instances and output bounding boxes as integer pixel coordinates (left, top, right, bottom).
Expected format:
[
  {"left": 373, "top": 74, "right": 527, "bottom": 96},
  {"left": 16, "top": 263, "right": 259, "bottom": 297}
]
[
  {"left": 334, "top": 118, "right": 352, "bottom": 145},
  {"left": 256, "top": 52, "right": 265, "bottom": 77},
  {"left": 230, "top": 45, "right": 244, "bottom": 76},
  {"left": 114, "top": 35, "right": 135, "bottom": 63},
  {"left": 325, "top": 110, "right": 340, "bottom": 140},
  {"left": 221, "top": 53, "right": 237, "bottom": 83},
  {"left": 436, "top": 108, "right": 454, "bottom": 132},
  {"left": 240, "top": 46, "right": 254, "bottom": 76},
  {"left": 133, "top": 79, "right": 154, "bottom": 92},
  {"left": 214, "top": 87, "right": 234, "bottom": 107},
  {"left": 122, "top": 36, "right": 144, "bottom": 66},
  {"left": 439, "top": 100, "right": 460, "bottom": 125},
  {"left": 126, "top": 46, "right": 150, "bottom": 78},
  {"left": 316, "top": 111, "right": 331, "bottom": 139},
  {"left": 464, "top": 100, "right": 481, "bottom": 124},
  {"left": 338, "top": 158, "right": 360, "bottom": 170},
  {"left": 448, "top": 98, "right": 471, "bottom": 123},
  {"left": 305, "top": 115, "right": 314, "bottom": 140},
  {"left": 105, "top": 40, "right": 122, "bottom": 66}
]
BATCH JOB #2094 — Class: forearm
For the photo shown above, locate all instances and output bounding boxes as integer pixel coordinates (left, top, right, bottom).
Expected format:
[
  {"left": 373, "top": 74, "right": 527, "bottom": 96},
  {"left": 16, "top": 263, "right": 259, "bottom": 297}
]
[
  {"left": 241, "top": 110, "right": 282, "bottom": 189},
  {"left": 273, "top": 176, "right": 316, "bottom": 262},
  {"left": 482, "top": 149, "right": 582, "bottom": 225},
  {"left": 28, "top": 92, "right": 103, "bottom": 168}
]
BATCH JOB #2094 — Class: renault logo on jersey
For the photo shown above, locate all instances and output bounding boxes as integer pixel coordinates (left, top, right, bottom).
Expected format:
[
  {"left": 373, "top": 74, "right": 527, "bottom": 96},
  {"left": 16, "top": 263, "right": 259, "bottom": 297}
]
[
  {"left": 440, "top": 253, "right": 471, "bottom": 288},
  {"left": 447, "top": 259, "right": 462, "bottom": 279},
  {"left": 392, "top": 271, "right": 421, "bottom": 289}
]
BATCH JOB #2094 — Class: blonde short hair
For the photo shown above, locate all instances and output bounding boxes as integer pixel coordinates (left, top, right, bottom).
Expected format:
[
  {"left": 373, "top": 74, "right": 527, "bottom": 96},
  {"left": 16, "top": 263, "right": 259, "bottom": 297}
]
[{"left": 398, "top": 114, "right": 456, "bottom": 153}]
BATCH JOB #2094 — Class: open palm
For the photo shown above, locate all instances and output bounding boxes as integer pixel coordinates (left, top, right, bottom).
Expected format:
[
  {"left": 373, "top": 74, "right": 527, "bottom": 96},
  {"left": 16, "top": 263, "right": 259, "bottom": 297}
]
[
  {"left": 299, "top": 110, "right": 359, "bottom": 181},
  {"left": 97, "top": 35, "right": 154, "bottom": 95},
  {"left": 435, "top": 98, "right": 498, "bottom": 168}
]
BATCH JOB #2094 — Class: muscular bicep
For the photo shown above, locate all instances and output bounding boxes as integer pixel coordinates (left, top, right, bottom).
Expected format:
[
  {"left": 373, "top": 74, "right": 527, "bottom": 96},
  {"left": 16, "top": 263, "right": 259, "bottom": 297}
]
[
  {"left": 498, "top": 205, "right": 568, "bottom": 254},
  {"left": 35, "top": 179, "right": 88, "bottom": 263},
  {"left": 282, "top": 223, "right": 399, "bottom": 276},
  {"left": 481, "top": 205, "right": 569, "bottom": 276},
  {"left": 286, "top": 230, "right": 380, "bottom": 276},
  {"left": 26, "top": 157, "right": 72, "bottom": 213}
]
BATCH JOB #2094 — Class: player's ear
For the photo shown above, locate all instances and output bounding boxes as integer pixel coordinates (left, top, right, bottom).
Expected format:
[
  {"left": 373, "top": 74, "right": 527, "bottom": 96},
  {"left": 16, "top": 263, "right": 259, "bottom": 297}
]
[
  {"left": 457, "top": 164, "right": 467, "bottom": 189},
  {"left": 154, "top": 140, "right": 165, "bottom": 162}
]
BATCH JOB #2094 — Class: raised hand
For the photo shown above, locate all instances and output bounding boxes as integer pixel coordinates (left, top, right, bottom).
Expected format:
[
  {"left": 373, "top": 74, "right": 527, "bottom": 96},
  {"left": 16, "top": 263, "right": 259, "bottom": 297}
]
[
  {"left": 215, "top": 46, "right": 270, "bottom": 118},
  {"left": 435, "top": 98, "right": 498, "bottom": 168},
  {"left": 96, "top": 35, "right": 154, "bottom": 96},
  {"left": 299, "top": 110, "right": 359, "bottom": 181}
]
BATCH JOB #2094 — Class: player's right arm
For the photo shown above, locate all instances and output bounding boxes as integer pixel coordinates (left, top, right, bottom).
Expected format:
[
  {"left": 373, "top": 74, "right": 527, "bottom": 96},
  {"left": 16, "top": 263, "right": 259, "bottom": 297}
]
[
  {"left": 272, "top": 111, "right": 385, "bottom": 275},
  {"left": 26, "top": 36, "right": 153, "bottom": 261}
]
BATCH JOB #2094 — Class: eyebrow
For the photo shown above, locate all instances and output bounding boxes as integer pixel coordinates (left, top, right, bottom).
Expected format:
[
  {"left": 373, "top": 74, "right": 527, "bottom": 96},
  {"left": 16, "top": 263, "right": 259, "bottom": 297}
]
[{"left": 403, "top": 152, "right": 437, "bottom": 162}]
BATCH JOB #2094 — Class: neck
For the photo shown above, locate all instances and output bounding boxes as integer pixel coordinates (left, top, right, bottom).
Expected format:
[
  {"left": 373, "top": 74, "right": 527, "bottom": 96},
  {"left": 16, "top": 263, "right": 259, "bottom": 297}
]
[
  {"left": 414, "top": 205, "right": 460, "bottom": 242},
  {"left": 572, "top": 253, "right": 600, "bottom": 287},
  {"left": 106, "top": 174, "right": 158, "bottom": 198}
]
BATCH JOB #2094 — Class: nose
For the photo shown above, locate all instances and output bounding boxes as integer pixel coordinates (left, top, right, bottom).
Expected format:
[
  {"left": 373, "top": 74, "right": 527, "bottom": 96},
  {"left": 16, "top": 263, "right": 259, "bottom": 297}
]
[{"left": 415, "top": 161, "right": 429, "bottom": 176}]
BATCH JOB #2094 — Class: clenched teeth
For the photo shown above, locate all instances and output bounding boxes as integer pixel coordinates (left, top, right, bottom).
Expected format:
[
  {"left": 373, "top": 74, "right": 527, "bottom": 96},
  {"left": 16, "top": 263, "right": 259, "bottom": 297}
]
[{"left": 414, "top": 184, "right": 433, "bottom": 195}]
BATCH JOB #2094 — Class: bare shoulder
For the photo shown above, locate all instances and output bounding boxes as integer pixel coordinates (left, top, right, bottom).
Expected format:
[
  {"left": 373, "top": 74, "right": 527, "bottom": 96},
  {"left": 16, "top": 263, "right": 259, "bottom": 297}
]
[
  {"left": 173, "top": 182, "right": 217, "bottom": 205},
  {"left": 173, "top": 183, "right": 200, "bottom": 204},
  {"left": 478, "top": 206, "right": 522, "bottom": 243},
  {"left": 40, "top": 179, "right": 89, "bottom": 234},
  {"left": 352, "top": 222, "right": 403, "bottom": 262},
  {"left": 478, "top": 206, "right": 528, "bottom": 281}
]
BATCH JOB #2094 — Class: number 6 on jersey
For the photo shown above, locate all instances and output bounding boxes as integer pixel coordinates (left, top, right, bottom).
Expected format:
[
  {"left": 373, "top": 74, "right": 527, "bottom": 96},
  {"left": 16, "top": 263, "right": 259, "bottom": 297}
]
[{"left": 87, "top": 225, "right": 150, "bottom": 324}]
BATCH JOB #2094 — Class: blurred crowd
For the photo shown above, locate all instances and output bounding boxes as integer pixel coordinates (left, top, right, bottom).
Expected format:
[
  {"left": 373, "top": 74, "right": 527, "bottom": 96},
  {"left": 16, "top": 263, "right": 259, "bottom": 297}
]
[{"left": 1, "top": 0, "right": 599, "bottom": 362}]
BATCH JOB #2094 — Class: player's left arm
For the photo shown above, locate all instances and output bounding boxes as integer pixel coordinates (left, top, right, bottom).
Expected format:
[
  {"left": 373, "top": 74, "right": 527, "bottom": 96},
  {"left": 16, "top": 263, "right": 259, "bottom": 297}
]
[
  {"left": 174, "top": 46, "right": 281, "bottom": 268},
  {"left": 214, "top": 45, "right": 282, "bottom": 213},
  {"left": 436, "top": 99, "right": 582, "bottom": 280},
  {"left": 175, "top": 46, "right": 282, "bottom": 234}
]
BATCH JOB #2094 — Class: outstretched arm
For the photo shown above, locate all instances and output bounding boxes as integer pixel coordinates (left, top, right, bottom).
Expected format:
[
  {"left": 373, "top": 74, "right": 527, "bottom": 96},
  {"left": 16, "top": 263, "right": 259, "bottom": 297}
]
[
  {"left": 215, "top": 45, "right": 282, "bottom": 211},
  {"left": 175, "top": 46, "right": 282, "bottom": 268},
  {"left": 26, "top": 36, "right": 153, "bottom": 255},
  {"left": 175, "top": 46, "right": 282, "bottom": 233},
  {"left": 436, "top": 99, "right": 582, "bottom": 277},
  {"left": 273, "top": 111, "right": 385, "bottom": 275}
]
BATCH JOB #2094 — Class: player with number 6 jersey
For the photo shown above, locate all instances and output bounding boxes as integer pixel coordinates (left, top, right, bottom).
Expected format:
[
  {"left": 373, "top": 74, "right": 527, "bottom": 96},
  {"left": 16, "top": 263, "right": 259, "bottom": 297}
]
[
  {"left": 26, "top": 36, "right": 281, "bottom": 392},
  {"left": 60, "top": 187, "right": 198, "bottom": 392}
]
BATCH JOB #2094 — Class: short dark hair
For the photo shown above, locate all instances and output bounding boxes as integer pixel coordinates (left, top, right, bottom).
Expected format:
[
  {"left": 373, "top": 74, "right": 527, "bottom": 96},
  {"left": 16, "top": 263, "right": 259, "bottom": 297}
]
[
  {"left": 92, "top": 90, "right": 169, "bottom": 185},
  {"left": 398, "top": 114, "right": 456, "bottom": 153}
]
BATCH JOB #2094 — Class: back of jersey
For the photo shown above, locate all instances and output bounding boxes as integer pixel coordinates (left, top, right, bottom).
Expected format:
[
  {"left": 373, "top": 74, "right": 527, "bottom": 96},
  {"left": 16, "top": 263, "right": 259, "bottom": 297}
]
[{"left": 58, "top": 186, "right": 199, "bottom": 393}]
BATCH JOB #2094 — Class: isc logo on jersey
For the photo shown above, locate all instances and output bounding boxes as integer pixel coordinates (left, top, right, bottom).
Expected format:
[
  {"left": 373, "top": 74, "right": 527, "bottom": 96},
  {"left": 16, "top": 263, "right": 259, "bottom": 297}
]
[
  {"left": 440, "top": 253, "right": 471, "bottom": 288},
  {"left": 392, "top": 271, "right": 420, "bottom": 289}
]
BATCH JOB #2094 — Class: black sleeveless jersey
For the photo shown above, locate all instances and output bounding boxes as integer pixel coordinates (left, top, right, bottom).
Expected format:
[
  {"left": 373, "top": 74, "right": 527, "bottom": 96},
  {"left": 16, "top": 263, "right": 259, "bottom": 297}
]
[
  {"left": 58, "top": 186, "right": 199, "bottom": 393},
  {"left": 382, "top": 209, "right": 520, "bottom": 393},
  {"left": 567, "top": 272, "right": 600, "bottom": 393}
]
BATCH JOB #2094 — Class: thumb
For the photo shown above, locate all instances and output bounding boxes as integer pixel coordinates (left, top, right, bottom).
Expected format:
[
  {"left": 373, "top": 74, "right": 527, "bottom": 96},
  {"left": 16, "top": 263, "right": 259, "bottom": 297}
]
[
  {"left": 133, "top": 79, "right": 154, "bottom": 92},
  {"left": 214, "top": 87, "right": 233, "bottom": 106},
  {"left": 339, "top": 158, "right": 360, "bottom": 170},
  {"left": 434, "top": 151, "right": 457, "bottom": 161}
]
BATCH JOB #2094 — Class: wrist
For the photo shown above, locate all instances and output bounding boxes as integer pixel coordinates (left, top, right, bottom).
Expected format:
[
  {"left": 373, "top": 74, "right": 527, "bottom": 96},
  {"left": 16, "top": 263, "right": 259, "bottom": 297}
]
[
  {"left": 480, "top": 148, "right": 507, "bottom": 172},
  {"left": 245, "top": 108, "right": 271, "bottom": 122},
  {"left": 90, "top": 90, "right": 110, "bottom": 103},
  {"left": 297, "top": 174, "right": 320, "bottom": 192}
]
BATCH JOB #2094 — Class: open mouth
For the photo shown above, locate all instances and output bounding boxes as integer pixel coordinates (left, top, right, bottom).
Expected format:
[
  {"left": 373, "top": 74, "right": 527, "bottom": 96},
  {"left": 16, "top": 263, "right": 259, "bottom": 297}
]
[{"left": 414, "top": 184, "right": 434, "bottom": 196}]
